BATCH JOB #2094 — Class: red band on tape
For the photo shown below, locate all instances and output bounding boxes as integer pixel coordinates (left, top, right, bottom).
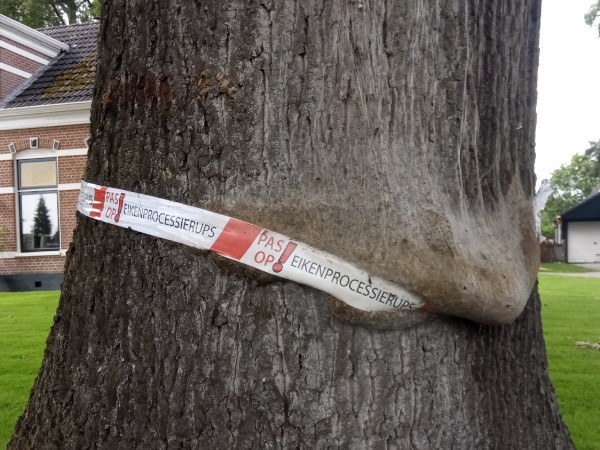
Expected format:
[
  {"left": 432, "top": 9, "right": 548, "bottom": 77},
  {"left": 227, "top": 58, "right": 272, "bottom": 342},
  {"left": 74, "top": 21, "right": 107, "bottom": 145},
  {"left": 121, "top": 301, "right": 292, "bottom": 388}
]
[
  {"left": 90, "top": 186, "right": 107, "bottom": 218},
  {"left": 210, "top": 218, "right": 262, "bottom": 260}
]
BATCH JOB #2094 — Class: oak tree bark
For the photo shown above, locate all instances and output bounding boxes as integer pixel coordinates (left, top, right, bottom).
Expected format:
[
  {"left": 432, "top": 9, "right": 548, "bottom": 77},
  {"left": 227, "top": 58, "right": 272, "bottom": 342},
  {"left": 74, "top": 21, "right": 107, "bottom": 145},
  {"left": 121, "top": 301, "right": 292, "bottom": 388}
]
[{"left": 11, "top": 0, "right": 573, "bottom": 448}]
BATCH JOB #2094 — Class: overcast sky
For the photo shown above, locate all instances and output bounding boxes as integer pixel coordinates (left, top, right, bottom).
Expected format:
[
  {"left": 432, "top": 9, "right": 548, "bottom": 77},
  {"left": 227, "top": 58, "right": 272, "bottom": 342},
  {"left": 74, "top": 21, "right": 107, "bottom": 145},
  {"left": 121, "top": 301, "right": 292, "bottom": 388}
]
[{"left": 535, "top": 0, "right": 600, "bottom": 185}]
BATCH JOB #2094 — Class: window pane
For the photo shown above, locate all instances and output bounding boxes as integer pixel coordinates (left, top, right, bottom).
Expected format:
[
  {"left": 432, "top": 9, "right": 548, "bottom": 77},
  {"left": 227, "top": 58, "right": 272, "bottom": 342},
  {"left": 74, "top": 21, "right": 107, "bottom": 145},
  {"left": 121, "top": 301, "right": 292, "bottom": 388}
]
[
  {"left": 20, "top": 192, "right": 60, "bottom": 251},
  {"left": 19, "top": 160, "right": 57, "bottom": 189}
]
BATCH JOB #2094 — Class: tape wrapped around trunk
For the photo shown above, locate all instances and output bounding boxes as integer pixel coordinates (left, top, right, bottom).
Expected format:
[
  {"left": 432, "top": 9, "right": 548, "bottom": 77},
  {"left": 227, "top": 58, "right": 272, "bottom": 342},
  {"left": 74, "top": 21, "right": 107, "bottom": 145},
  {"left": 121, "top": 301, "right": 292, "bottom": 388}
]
[{"left": 78, "top": 180, "right": 429, "bottom": 313}]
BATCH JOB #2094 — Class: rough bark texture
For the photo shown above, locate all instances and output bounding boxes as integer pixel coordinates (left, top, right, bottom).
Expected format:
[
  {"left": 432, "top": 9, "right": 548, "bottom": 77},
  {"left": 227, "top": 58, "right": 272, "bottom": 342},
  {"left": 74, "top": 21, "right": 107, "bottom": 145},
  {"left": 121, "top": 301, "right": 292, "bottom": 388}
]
[{"left": 10, "top": 0, "right": 573, "bottom": 449}]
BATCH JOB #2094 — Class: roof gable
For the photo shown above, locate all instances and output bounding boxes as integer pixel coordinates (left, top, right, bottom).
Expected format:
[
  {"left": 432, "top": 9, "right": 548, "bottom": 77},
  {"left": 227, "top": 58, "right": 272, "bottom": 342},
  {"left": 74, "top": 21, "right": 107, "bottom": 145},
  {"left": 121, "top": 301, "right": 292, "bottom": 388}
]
[
  {"left": 562, "top": 191, "right": 600, "bottom": 221},
  {"left": 0, "top": 14, "right": 68, "bottom": 57},
  {"left": 1, "top": 21, "right": 98, "bottom": 109}
]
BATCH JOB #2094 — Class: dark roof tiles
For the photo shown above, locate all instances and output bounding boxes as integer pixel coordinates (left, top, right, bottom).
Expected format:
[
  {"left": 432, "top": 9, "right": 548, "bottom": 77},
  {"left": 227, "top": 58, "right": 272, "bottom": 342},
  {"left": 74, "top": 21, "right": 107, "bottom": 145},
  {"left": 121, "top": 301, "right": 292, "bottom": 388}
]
[
  {"left": 2, "top": 21, "right": 98, "bottom": 108},
  {"left": 562, "top": 192, "right": 600, "bottom": 222}
]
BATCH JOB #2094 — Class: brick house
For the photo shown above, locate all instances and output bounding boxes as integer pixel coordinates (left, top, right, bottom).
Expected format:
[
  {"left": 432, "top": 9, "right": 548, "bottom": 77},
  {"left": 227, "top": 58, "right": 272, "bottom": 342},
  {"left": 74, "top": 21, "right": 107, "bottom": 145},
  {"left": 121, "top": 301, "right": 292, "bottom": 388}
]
[{"left": 0, "top": 14, "right": 97, "bottom": 291}]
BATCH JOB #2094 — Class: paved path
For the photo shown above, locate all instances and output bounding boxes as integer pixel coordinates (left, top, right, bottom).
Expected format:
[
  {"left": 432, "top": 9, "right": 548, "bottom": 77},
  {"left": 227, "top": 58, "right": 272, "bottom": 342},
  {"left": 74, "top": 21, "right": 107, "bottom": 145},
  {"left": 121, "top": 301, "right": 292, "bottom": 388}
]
[
  {"left": 539, "top": 272, "right": 600, "bottom": 278},
  {"left": 540, "top": 263, "right": 600, "bottom": 278}
]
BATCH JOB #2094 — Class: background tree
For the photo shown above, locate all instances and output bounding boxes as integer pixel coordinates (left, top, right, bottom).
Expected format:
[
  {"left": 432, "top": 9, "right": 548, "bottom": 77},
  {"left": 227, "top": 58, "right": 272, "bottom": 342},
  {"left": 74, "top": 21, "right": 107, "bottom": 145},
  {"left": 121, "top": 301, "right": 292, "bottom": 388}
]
[
  {"left": 10, "top": 1, "right": 573, "bottom": 448},
  {"left": 32, "top": 196, "right": 52, "bottom": 238},
  {"left": 0, "top": 0, "right": 60, "bottom": 28},
  {"left": 0, "top": 0, "right": 100, "bottom": 28},
  {"left": 587, "top": 139, "right": 600, "bottom": 178},
  {"left": 540, "top": 141, "right": 600, "bottom": 238},
  {"left": 586, "top": 1, "right": 600, "bottom": 35},
  {"left": 32, "top": 195, "right": 52, "bottom": 249}
]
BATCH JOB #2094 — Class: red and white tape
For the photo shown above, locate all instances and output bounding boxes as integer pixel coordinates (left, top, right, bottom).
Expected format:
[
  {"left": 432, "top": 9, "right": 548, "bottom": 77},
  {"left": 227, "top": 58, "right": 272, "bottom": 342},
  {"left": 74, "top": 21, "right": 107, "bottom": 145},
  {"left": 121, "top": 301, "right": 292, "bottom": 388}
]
[{"left": 78, "top": 181, "right": 429, "bottom": 313}]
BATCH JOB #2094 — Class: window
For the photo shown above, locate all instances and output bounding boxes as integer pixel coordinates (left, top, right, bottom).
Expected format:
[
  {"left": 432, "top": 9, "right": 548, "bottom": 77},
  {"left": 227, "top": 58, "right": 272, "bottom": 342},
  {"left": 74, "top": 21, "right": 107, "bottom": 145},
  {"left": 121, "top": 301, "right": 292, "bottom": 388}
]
[{"left": 17, "top": 158, "right": 60, "bottom": 252}]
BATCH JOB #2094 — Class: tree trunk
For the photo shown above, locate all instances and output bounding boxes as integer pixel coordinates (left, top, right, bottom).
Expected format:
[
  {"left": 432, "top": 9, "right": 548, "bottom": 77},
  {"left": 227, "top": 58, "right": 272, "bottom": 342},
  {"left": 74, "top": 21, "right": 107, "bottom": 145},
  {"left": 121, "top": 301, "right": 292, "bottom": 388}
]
[{"left": 10, "top": 0, "right": 573, "bottom": 448}]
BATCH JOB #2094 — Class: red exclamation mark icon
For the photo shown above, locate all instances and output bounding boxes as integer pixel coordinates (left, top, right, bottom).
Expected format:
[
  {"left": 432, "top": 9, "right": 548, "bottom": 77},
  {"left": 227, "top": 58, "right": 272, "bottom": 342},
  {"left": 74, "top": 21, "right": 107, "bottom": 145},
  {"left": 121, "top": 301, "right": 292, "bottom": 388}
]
[
  {"left": 114, "top": 194, "right": 126, "bottom": 223},
  {"left": 272, "top": 242, "right": 297, "bottom": 273}
]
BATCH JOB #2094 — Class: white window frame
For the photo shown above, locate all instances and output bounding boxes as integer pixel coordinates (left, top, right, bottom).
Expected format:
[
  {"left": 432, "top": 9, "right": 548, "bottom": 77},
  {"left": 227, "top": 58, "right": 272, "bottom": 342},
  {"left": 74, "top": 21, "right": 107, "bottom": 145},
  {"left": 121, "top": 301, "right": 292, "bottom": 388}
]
[{"left": 13, "top": 149, "right": 62, "bottom": 254}]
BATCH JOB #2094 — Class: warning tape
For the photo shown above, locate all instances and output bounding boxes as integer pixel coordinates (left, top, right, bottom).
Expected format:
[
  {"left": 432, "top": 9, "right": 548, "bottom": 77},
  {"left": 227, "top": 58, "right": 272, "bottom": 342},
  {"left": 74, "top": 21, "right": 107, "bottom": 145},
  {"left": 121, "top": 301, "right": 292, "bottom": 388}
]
[{"left": 78, "top": 181, "right": 430, "bottom": 313}]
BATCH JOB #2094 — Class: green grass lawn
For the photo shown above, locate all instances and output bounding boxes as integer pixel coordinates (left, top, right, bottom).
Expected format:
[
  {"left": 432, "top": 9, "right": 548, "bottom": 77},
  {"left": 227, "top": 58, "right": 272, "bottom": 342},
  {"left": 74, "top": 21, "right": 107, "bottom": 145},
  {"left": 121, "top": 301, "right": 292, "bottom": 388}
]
[
  {"left": 0, "top": 291, "right": 59, "bottom": 449},
  {"left": 0, "top": 281, "right": 599, "bottom": 448},
  {"left": 540, "top": 262, "right": 597, "bottom": 273},
  {"left": 539, "top": 275, "right": 600, "bottom": 450}
]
